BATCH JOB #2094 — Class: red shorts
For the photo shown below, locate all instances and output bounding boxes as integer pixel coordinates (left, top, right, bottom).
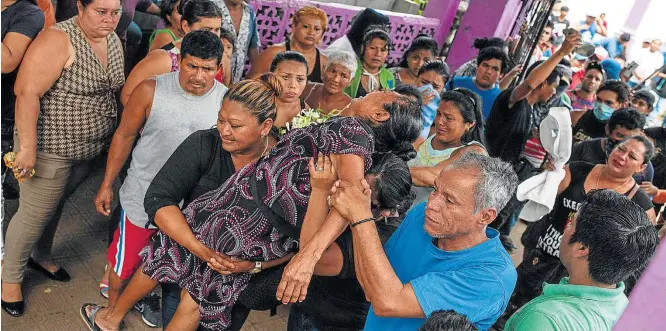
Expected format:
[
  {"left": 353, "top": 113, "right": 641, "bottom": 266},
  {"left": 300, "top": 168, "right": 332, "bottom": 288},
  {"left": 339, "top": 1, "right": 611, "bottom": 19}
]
[{"left": 107, "top": 208, "right": 157, "bottom": 280}]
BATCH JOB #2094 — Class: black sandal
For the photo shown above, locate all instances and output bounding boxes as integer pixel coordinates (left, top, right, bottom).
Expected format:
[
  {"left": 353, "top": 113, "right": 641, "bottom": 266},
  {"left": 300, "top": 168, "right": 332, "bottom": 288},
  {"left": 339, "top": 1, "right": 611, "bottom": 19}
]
[{"left": 80, "top": 303, "right": 113, "bottom": 331}]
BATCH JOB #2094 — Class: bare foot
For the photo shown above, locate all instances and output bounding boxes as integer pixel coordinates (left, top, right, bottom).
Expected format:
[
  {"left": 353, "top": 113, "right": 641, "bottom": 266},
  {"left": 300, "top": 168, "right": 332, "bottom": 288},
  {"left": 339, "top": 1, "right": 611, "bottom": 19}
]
[{"left": 1, "top": 282, "right": 23, "bottom": 302}]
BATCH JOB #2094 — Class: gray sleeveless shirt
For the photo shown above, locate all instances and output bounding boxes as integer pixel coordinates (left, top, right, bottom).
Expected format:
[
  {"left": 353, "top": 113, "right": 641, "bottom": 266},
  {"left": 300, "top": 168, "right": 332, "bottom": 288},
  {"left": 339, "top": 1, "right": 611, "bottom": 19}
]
[{"left": 119, "top": 72, "right": 227, "bottom": 228}]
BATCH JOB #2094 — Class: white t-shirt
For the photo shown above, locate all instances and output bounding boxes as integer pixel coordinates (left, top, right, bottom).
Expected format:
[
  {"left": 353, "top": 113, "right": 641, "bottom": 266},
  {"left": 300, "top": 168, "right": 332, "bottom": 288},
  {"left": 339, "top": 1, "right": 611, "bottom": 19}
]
[{"left": 630, "top": 48, "right": 665, "bottom": 86}]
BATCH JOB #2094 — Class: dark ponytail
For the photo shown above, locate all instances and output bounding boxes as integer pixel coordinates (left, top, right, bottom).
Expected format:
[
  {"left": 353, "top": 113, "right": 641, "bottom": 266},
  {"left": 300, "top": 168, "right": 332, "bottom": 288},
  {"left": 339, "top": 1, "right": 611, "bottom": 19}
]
[
  {"left": 472, "top": 37, "right": 507, "bottom": 51},
  {"left": 367, "top": 153, "right": 416, "bottom": 216},
  {"left": 440, "top": 88, "right": 486, "bottom": 147},
  {"left": 371, "top": 95, "right": 422, "bottom": 161}
]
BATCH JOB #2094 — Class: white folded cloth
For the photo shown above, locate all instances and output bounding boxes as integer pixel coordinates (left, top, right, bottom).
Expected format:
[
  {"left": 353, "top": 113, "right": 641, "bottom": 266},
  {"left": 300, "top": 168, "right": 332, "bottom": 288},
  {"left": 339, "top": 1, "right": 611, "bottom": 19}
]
[{"left": 517, "top": 107, "right": 572, "bottom": 222}]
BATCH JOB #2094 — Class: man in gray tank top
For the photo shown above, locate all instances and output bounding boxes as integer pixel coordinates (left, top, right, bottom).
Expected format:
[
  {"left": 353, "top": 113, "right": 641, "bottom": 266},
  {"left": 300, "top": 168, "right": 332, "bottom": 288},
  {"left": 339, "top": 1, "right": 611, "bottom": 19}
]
[{"left": 91, "top": 31, "right": 227, "bottom": 327}]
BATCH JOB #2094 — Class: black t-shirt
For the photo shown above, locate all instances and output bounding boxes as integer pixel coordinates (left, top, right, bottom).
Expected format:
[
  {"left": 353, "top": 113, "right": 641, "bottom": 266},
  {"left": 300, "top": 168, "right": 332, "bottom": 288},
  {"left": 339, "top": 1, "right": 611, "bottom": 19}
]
[
  {"left": 570, "top": 138, "right": 654, "bottom": 183},
  {"left": 485, "top": 87, "right": 541, "bottom": 165},
  {"left": 572, "top": 110, "right": 607, "bottom": 144},
  {"left": 536, "top": 162, "right": 653, "bottom": 258},
  {"left": 294, "top": 218, "right": 401, "bottom": 330},
  {"left": 144, "top": 128, "right": 236, "bottom": 226},
  {"left": 1, "top": 0, "right": 44, "bottom": 121}
]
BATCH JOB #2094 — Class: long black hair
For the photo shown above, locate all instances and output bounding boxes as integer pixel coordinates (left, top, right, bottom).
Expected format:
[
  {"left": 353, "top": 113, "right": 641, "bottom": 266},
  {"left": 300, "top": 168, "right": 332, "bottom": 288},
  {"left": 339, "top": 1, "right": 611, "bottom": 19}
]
[
  {"left": 439, "top": 88, "right": 486, "bottom": 146},
  {"left": 398, "top": 35, "right": 438, "bottom": 68},
  {"left": 367, "top": 153, "right": 416, "bottom": 217},
  {"left": 371, "top": 95, "right": 422, "bottom": 162}
]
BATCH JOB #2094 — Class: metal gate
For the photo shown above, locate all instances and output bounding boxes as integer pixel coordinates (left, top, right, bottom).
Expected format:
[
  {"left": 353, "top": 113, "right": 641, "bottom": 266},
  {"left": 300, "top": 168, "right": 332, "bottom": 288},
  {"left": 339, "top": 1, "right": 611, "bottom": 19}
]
[{"left": 508, "top": 0, "right": 557, "bottom": 73}]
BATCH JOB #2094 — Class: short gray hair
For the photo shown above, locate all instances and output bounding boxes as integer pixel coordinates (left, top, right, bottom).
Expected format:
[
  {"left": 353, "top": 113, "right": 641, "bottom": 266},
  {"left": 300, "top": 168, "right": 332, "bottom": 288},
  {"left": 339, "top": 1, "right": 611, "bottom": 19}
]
[
  {"left": 324, "top": 50, "right": 358, "bottom": 78},
  {"left": 448, "top": 152, "right": 518, "bottom": 213}
]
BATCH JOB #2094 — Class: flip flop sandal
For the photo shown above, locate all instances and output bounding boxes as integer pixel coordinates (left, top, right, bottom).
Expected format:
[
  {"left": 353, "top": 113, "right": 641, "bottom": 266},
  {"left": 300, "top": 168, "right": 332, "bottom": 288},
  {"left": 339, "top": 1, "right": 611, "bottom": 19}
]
[{"left": 80, "top": 303, "right": 118, "bottom": 331}]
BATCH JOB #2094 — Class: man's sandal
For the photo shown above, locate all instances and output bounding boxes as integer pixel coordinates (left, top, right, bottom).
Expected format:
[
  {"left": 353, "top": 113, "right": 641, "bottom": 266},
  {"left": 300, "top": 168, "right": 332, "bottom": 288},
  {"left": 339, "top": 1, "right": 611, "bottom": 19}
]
[{"left": 80, "top": 303, "right": 118, "bottom": 331}]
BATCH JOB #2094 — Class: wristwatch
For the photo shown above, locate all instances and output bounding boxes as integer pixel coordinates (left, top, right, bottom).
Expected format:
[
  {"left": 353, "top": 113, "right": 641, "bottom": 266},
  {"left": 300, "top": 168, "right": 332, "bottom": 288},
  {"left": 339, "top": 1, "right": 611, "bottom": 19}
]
[{"left": 249, "top": 261, "right": 262, "bottom": 274}]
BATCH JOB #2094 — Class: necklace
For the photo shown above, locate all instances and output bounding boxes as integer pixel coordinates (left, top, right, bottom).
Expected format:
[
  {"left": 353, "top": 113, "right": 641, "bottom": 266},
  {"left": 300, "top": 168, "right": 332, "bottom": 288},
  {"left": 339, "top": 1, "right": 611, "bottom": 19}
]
[{"left": 594, "top": 166, "right": 633, "bottom": 192}]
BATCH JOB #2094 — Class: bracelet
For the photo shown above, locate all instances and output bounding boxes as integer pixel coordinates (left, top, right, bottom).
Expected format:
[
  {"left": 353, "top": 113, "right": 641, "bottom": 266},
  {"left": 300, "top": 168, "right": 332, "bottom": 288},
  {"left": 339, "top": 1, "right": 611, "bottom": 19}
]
[{"left": 351, "top": 217, "right": 375, "bottom": 228}]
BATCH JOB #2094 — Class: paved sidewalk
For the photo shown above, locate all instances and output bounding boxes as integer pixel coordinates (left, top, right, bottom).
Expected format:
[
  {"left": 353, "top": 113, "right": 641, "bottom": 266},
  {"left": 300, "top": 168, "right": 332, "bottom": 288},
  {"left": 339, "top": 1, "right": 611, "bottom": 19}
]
[{"left": 1, "top": 161, "right": 525, "bottom": 330}]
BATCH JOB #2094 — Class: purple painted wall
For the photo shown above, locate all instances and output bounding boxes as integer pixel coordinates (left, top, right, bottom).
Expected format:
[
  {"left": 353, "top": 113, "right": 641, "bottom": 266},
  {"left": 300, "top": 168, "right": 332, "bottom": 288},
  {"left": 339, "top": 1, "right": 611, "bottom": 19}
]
[
  {"left": 494, "top": 0, "right": 523, "bottom": 39},
  {"left": 422, "top": 0, "right": 462, "bottom": 48},
  {"left": 445, "top": 0, "right": 511, "bottom": 70},
  {"left": 247, "top": 0, "right": 443, "bottom": 65}
]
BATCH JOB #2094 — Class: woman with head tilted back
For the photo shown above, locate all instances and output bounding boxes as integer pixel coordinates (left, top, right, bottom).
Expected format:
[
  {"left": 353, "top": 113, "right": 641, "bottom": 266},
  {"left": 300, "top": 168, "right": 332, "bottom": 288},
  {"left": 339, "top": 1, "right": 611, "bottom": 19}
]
[
  {"left": 82, "top": 71, "right": 422, "bottom": 330},
  {"left": 301, "top": 50, "right": 356, "bottom": 114},
  {"left": 345, "top": 27, "right": 395, "bottom": 98},
  {"left": 389, "top": 35, "right": 439, "bottom": 87},
  {"left": 408, "top": 88, "right": 487, "bottom": 207},
  {"left": 250, "top": 6, "right": 328, "bottom": 83},
  {"left": 2, "top": 0, "right": 124, "bottom": 317},
  {"left": 270, "top": 51, "right": 311, "bottom": 127}
]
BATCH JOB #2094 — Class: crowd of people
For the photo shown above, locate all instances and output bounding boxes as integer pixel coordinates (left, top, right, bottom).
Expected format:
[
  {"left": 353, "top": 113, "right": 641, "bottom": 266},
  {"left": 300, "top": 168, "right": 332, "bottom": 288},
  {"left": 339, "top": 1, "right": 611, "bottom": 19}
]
[{"left": 1, "top": 0, "right": 665, "bottom": 330}]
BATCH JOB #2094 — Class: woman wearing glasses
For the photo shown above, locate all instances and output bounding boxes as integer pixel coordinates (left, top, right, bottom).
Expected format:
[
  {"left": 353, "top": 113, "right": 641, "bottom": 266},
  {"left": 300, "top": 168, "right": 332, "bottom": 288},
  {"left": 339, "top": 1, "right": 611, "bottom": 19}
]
[{"left": 408, "top": 88, "right": 487, "bottom": 207}]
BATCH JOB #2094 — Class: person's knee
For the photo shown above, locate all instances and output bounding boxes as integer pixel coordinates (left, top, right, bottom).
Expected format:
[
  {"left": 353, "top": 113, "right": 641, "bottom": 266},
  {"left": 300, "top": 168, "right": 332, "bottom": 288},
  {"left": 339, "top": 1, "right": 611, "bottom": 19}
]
[{"left": 178, "top": 291, "right": 199, "bottom": 314}]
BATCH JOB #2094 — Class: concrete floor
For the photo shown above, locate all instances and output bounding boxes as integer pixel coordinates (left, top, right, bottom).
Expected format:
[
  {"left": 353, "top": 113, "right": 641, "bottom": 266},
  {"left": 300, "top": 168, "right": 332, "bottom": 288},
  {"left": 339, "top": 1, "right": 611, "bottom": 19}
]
[{"left": 1, "top": 163, "right": 526, "bottom": 330}]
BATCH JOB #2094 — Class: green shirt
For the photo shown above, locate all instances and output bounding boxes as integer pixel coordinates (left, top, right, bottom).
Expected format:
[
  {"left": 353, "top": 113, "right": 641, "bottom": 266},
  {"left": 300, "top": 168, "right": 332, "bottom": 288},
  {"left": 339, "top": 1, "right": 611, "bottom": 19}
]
[{"left": 505, "top": 277, "right": 628, "bottom": 331}]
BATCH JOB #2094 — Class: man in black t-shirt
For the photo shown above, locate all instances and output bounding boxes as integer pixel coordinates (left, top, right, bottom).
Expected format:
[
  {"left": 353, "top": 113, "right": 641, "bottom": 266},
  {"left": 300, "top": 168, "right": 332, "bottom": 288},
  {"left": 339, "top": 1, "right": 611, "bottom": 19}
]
[
  {"left": 571, "top": 80, "right": 631, "bottom": 144},
  {"left": 571, "top": 108, "right": 654, "bottom": 183},
  {"left": 485, "top": 32, "right": 582, "bottom": 238}
]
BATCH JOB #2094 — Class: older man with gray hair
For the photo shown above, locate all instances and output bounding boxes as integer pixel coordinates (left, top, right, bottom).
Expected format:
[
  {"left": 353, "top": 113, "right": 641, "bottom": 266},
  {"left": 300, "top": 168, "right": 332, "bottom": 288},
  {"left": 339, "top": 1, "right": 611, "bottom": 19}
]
[{"left": 328, "top": 152, "right": 519, "bottom": 331}]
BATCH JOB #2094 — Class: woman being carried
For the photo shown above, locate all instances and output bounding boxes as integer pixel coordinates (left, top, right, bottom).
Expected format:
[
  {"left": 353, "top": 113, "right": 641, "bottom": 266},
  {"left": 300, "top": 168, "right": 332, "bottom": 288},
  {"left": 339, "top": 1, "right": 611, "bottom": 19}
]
[
  {"left": 301, "top": 50, "right": 356, "bottom": 114},
  {"left": 250, "top": 6, "right": 327, "bottom": 83},
  {"left": 288, "top": 152, "right": 417, "bottom": 330},
  {"left": 82, "top": 84, "right": 422, "bottom": 330}
]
